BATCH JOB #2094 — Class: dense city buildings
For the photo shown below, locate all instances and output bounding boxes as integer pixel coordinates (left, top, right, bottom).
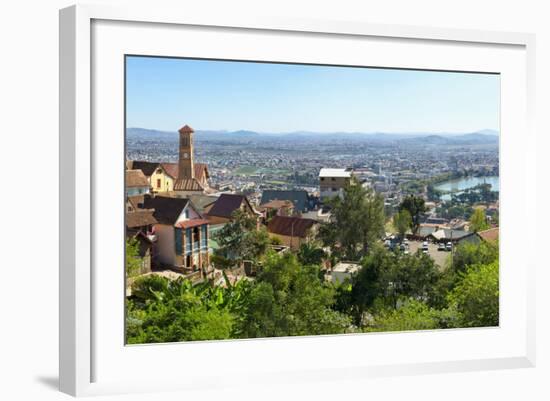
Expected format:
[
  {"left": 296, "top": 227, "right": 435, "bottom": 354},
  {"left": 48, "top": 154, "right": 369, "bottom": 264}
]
[
  {"left": 126, "top": 124, "right": 499, "bottom": 274},
  {"left": 125, "top": 123, "right": 500, "bottom": 343}
]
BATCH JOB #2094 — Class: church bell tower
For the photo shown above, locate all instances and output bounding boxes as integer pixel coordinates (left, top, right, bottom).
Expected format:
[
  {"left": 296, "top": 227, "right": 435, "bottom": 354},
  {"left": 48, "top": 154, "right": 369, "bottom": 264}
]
[{"left": 178, "top": 124, "right": 195, "bottom": 179}]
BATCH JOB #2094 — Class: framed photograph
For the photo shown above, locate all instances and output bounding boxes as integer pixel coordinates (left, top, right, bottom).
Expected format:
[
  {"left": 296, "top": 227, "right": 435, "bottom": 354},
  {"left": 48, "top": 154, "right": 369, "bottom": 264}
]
[{"left": 59, "top": 4, "right": 536, "bottom": 396}]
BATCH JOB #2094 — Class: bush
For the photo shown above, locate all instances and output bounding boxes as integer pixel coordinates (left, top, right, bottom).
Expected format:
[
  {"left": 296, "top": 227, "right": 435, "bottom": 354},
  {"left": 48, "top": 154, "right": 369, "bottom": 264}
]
[{"left": 447, "top": 261, "right": 499, "bottom": 328}]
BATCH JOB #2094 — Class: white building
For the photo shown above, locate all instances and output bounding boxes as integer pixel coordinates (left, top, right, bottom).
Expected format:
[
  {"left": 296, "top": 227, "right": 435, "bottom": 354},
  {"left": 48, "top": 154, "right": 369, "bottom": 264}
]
[
  {"left": 319, "top": 168, "right": 353, "bottom": 199},
  {"left": 331, "top": 261, "right": 361, "bottom": 284}
]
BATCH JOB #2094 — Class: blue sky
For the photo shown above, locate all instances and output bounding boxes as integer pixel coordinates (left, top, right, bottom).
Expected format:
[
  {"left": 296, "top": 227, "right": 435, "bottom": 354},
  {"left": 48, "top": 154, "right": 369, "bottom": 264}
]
[{"left": 126, "top": 56, "right": 500, "bottom": 134}]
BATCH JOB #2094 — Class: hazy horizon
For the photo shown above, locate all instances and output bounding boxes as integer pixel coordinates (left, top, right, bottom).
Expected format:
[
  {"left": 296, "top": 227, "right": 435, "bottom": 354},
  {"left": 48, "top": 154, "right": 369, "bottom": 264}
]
[{"left": 126, "top": 126, "right": 499, "bottom": 136}]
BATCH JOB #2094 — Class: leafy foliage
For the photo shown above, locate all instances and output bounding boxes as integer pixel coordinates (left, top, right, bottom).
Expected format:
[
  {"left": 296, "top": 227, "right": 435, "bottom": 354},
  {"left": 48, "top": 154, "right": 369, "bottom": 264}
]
[
  {"left": 393, "top": 209, "right": 412, "bottom": 239},
  {"left": 451, "top": 240, "right": 498, "bottom": 274},
  {"left": 469, "top": 208, "right": 490, "bottom": 232},
  {"left": 214, "top": 209, "right": 270, "bottom": 264},
  {"left": 320, "top": 177, "right": 385, "bottom": 260},
  {"left": 399, "top": 195, "right": 426, "bottom": 233},
  {"left": 126, "top": 197, "right": 500, "bottom": 343},
  {"left": 348, "top": 244, "right": 440, "bottom": 324},
  {"left": 241, "top": 251, "right": 351, "bottom": 337},
  {"left": 126, "top": 237, "right": 142, "bottom": 278},
  {"left": 297, "top": 242, "right": 326, "bottom": 266},
  {"left": 127, "top": 274, "right": 253, "bottom": 343},
  {"left": 436, "top": 203, "right": 474, "bottom": 220},
  {"left": 447, "top": 261, "right": 499, "bottom": 327},
  {"left": 428, "top": 239, "right": 498, "bottom": 309},
  {"left": 365, "top": 299, "right": 458, "bottom": 332},
  {"left": 127, "top": 252, "right": 352, "bottom": 343}
]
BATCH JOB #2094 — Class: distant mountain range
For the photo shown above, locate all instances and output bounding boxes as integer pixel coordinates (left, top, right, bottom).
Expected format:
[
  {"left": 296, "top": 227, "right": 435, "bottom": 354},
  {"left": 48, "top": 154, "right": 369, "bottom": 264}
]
[{"left": 126, "top": 127, "right": 499, "bottom": 145}]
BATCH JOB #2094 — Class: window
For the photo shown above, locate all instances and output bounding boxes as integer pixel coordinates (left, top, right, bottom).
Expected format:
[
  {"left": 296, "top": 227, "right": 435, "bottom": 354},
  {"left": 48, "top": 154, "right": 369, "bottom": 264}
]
[
  {"left": 156, "top": 178, "right": 161, "bottom": 188},
  {"left": 331, "top": 177, "right": 336, "bottom": 181},
  {"left": 320, "top": 177, "right": 325, "bottom": 181}
]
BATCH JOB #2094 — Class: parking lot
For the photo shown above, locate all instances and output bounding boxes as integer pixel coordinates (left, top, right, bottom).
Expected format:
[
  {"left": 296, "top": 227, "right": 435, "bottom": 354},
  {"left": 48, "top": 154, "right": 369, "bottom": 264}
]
[{"left": 406, "top": 240, "right": 451, "bottom": 270}]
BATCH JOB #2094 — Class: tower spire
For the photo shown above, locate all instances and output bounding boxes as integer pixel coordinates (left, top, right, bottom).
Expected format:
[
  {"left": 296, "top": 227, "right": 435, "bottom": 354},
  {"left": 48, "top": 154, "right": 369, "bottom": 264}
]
[{"left": 178, "top": 124, "right": 195, "bottom": 179}]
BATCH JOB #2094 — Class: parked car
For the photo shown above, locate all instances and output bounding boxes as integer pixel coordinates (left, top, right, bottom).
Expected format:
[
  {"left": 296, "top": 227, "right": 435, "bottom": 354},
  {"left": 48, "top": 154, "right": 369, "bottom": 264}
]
[
  {"left": 438, "top": 242, "right": 446, "bottom": 251},
  {"left": 446, "top": 242, "right": 452, "bottom": 251}
]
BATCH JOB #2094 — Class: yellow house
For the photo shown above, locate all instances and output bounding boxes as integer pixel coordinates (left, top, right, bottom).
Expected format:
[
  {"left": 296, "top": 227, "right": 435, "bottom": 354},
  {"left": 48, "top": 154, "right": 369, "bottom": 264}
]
[
  {"left": 129, "top": 125, "right": 214, "bottom": 198},
  {"left": 128, "top": 161, "right": 177, "bottom": 193},
  {"left": 151, "top": 163, "right": 177, "bottom": 193}
]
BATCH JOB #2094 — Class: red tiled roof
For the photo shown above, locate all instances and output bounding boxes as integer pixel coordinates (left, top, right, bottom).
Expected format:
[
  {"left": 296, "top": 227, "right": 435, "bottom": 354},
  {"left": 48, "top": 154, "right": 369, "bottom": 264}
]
[
  {"left": 267, "top": 215, "right": 318, "bottom": 238},
  {"left": 126, "top": 210, "right": 157, "bottom": 228},
  {"left": 127, "top": 195, "right": 145, "bottom": 210},
  {"left": 477, "top": 227, "right": 499, "bottom": 242},
  {"left": 126, "top": 169, "right": 149, "bottom": 187},
  {"left": 160, "top": 162, "right": 209, "bottom": 183},
  {"left": 206, "top": 194, "right": 253, "bottom": 218},
  {"left": 161, "top": 162, "right": 179, "bottom": 179},
  {"left": 174, "top": 178, "right": 204, "bottom": 192},
  {"left": 194, "top": 163, "right": 209, "bottom": 181},
  {"left": 179, "top": 124, "right": 194, "bottom": 133},
  {"left": 175, "top": 219, "right": 209, "bottom": 229}
]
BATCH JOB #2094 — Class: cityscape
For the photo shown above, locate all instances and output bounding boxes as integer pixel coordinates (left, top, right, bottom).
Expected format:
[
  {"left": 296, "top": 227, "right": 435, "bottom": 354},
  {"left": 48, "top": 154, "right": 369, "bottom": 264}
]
[
  {"left": 127, "top": 127, "right": 499, "bottom": 213},
  {"left": 125, "top": 57, "right": 500, "bottom": 344}
]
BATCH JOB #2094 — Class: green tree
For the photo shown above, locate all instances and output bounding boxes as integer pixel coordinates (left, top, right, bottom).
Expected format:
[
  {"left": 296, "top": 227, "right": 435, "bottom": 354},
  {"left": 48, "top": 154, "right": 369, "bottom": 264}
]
[
  {"left": 429, "top": 240, "right": 499, "bottom": 309},
  {"left": 447, "top": 261, "right": 499, "bottom": 327},
  {"left": 214, "top": 209, "right": 269, "bottom": 264},
  {"left": 348, "top": 245, "right": 440, "bottom": 324},
  {"left": 126, "top": 237, "right": 142, "bottom": 278},
  {"left": 297, "top": 242, "right": 326, "bottom": 266},
  {"left": 365, "top": 299, "right": 457, "bottom": 332},
  {"left": 126, "top": 276, "right": 236, "bottom": 343},
  {"left": 320, "top": 177, "right": 385, "bottom": 259},
  {"left": 393, "top": 209, "right": 412, "bottom": 239},
  {"left": 241, "top": 251, "right": 351, "bottom": 337},
  {"left": 127, "top": 274, "right": 253, "bottom": 343},
  {"left": 399, "top": 195, "right": 427, "bottom": 233},
  {"left": 469, "top": 208, "right": 490, "bottom": 232},
  {"left": 451, "top": 240, "right": 498, "bottom": 274},
  {"left": 426, "top": 184, "right": 442, "bottom": 202}
]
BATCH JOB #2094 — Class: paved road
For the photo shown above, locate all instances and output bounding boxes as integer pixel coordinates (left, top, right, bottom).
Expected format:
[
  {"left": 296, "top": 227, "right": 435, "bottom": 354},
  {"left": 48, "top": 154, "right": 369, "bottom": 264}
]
[{"left": 407, "top": 240, "right": 451, "bottom": 270}]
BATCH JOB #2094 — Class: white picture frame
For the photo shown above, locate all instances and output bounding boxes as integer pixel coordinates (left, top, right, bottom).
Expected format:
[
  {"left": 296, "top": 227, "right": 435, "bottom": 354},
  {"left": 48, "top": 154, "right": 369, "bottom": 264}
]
[{"left": 59, "top": 4, "right": 536, "bottom": 397}]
